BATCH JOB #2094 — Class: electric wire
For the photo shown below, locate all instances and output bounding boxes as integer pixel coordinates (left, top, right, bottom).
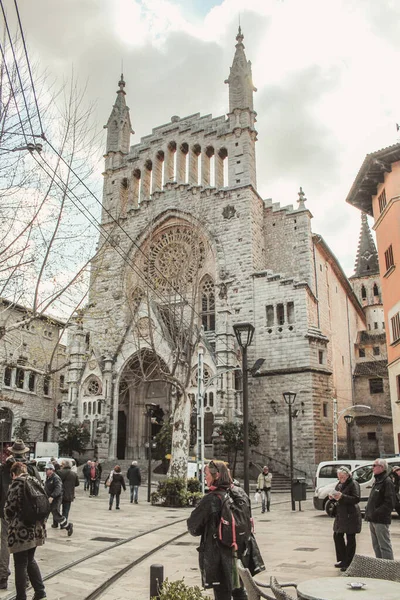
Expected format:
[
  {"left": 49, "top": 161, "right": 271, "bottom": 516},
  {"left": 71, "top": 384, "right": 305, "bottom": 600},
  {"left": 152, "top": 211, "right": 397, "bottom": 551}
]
[{"left": 1, "top": 3, "right": 238, "bottom": 374}]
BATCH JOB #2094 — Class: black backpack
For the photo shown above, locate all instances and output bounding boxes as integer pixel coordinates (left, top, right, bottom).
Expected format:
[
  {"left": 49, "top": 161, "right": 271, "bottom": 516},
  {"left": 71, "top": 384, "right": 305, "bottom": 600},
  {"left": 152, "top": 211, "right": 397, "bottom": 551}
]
[
  {"left": 21, "top": 476, "right": 51, "bottom": 525},
  {"left": 214, "top": 487, "right": 253, "bottom": 552}
]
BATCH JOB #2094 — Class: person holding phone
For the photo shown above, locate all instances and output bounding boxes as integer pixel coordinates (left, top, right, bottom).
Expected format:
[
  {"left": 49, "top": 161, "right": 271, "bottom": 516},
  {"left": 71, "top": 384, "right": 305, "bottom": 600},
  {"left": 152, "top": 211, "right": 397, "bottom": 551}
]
[{"left": 330, "top": 466, "right": 362, "bottom": 571}]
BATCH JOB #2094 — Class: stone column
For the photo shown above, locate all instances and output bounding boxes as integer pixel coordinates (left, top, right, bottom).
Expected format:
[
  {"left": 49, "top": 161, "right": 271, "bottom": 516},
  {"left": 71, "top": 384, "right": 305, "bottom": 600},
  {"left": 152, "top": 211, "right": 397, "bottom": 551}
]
[
  {"left": 215, "top": 152, "right": 224, "bottom": 189},
  {"left": 164, "top": 145, "right": 175, "bottom": 184},
  {"left": 152, "top": 155, "right": 163, "bottom": 192},
  {"left": 201, "top": 152, "right": 210, "bottom": 187},
  {"left": 189, "top": 148, "right": 199, "bottom": 185}
]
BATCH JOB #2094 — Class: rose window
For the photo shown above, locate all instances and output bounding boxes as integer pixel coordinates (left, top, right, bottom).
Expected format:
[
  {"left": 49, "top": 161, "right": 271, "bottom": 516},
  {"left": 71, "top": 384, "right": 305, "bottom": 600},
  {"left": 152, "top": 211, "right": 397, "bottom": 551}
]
[
  {"left": 87, "top": 379, "right": 100, "bottom": 395},
  {"left": 142, "top": 225, "right": 206, "bottom": 293}
]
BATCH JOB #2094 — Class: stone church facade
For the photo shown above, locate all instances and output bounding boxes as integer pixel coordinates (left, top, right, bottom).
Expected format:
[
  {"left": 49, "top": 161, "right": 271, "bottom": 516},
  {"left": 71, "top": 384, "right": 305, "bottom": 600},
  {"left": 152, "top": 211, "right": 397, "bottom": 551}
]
[{"left": 65, "top": 30, "right": 390, "bottom": 479}]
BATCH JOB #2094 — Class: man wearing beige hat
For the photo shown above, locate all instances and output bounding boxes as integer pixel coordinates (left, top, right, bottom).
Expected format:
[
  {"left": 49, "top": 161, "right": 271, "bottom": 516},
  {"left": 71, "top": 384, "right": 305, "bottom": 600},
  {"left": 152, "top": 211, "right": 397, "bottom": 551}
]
[{"left": 0, "top": 440, "right": 40, "bottom": 590}]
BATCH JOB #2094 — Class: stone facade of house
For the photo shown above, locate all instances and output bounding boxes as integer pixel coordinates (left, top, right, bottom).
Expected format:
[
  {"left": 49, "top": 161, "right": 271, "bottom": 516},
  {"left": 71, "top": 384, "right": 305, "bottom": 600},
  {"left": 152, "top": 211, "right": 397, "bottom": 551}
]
[{"left": 0, "top": 299, "right": 67, "bottom": 449}]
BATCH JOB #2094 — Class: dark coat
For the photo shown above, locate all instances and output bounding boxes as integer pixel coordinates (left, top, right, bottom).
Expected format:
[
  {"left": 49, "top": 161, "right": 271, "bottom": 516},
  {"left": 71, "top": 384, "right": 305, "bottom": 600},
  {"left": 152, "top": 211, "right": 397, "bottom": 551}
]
[
  {"left": 0, "top": 457, "right": 40, "bottom": 518},
  {"left": 82, "top": 463, "right": 91, "bottom": 478},
  {"left": 59, "top": 467, "right": 79, "bottom": 502},
  {"left": 108, "top": 473, "right": 126, "bottom": 495},
  {"left": 44, "top": 472, "right": 63, "bottom": 500},
  {"left": 333, "top": 477, "right": 362, "bottom": 534},
  {"left": 187, "top": 485, "right": 264, "bottom": 592},
  {"left": 365, "top": 472, "right": 395, "bottom": 524},
  {"left": 127, "top": 465, "right": 141, "bottom": 486},
  {"left": 4, "top": 474, "right": 46, "bottom": 554}
]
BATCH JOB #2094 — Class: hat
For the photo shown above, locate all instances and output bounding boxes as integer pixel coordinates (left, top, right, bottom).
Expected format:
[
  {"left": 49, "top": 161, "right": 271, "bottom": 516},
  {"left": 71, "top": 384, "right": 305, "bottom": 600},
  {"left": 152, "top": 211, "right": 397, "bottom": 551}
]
[
  {"left": 45, "top": 463, "right": 55, "bottom": 470},
  {"left": 7, "top": 439, "right": 30, "bottom": 455}
]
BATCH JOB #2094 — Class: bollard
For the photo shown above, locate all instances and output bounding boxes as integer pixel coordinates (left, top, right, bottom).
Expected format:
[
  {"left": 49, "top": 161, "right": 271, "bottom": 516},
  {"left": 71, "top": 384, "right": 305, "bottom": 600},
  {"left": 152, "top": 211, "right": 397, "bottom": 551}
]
[{"left": 150, "top": 564, "right": 164, "bottom": 599}]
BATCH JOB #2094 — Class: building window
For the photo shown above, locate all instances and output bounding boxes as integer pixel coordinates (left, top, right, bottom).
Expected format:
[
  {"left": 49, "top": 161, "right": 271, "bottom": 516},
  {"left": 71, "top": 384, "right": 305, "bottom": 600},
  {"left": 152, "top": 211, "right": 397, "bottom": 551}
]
[
  {"left": 374, "top": 322, "right": 378, "bottom": 329},
  {"left": 57, "top": 404, "right": 62, "bottom": 419},
  {"left": 384, "top": 245, "right": 394, "bottom": 271},
  {"left": 98, "top": 401, "right": 102, "bottom": 414},
  {"left": 83, "top": 402, "right": 87, "bottom": 415},
  {"left": 16, "top": 368, "right": 24, "bottom": 389},
  {"left": 373, "top": 283, "right": 379, "bottom": 297},
  {"left": 43, "top": 375, "right": 51, "bottom": 396},
  {"left": 367, "top": 431, "right": 377, "bottom": 441},
  {"left": 287, "top": 302, "right": 294, "bottom": 324},
  {"left": 200, "top": 276, "right": 215, "bottom": 332},
  {"left": 323, "top": 402, "right": 328, "bottom": 418},
  {"left": 378, "top": 189, "right": 387, "bottom": 213},
  {"left": 382, "top": 321, "right": 385, "bottom": 329},
  {"left": 277, "top": 304, "right": 284, "bottom": 326},
  {"left": 361, "top": 285, "right": 367, "bottom": 300},
  {"left": 59, "top": 375, "right": 65, "bottom": 390},
  {"left": 28, "top": 372, "right": 36, "bottom": 392},
  {"left": 3, "top": 366, "right": 12, "bottom": 387},
  {"left": 369, "top": 378, "right": 384, "bottom": 394},
  {"left": 318, "top": 350, "right": 324, "bottom": 364},
  {"left": 88, "top": 402, "right": 92, "bottom": 415},
  {"left": 88, "top": 379, "right": 100, "bottom": 395},
  {"left": 391, "top": 312, "right": 400, "bottom": 343},
  {"left": 266, "top": 305, "right": 274, "bottom": 327},
  {"left": 359, "top": 348, "right": 365, "bottom": 358},
  {"left": 373, "top": 346, "right": 380, "bottom": 356}
]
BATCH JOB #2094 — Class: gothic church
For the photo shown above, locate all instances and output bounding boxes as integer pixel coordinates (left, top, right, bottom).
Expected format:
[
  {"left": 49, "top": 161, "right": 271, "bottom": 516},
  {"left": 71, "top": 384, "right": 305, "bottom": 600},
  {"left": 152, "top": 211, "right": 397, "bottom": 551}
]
[{"left": 66, "top": 29, "right": 390, "bottom": 480}]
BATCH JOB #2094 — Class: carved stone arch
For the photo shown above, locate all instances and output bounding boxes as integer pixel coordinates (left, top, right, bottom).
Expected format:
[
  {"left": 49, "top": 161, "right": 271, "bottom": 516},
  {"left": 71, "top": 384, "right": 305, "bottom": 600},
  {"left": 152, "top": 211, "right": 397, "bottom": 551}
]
[{"left": 115, "top": 349, "right": 172, "bottom": 459}]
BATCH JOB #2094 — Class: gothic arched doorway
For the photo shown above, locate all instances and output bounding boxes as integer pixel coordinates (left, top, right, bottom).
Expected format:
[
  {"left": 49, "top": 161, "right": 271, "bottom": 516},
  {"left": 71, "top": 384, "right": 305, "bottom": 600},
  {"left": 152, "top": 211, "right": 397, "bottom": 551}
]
[{"left": 117, "top": 349, "right": 171, "bottom": 460}]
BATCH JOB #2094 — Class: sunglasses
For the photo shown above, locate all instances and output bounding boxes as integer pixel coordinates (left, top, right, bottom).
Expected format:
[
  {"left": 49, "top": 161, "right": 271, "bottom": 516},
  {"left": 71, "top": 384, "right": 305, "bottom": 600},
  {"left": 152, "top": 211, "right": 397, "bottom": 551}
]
[{"left": 208, "top": 460, "right": 220, "bottom": 473}]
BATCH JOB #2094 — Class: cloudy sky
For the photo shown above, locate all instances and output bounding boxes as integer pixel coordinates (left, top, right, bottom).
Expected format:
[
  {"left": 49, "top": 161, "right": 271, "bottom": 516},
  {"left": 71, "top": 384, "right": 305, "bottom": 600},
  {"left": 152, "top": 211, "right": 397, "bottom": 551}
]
[{"left": 5, "top": 0, "right": 400, "bottom": 275}]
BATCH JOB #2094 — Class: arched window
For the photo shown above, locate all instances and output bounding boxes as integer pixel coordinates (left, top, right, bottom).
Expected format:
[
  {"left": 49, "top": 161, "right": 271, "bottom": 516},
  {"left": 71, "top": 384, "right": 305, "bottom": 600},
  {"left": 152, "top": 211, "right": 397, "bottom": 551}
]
[
  {"left": 361, "top": 285, "right": 367, "bottom": 300},
  {"left": 85, "top": 377, "right": 102, "bottom": 396},
  {"left": 83, "top": 402, "right": 87, "bottom": 415},
  {"left": 373, "top": 283, "right": 379, "bottom": 297},
  {"left": 3, "top": 366, "right": 12, "bottom": 387},
  {"left": 200, "top": 276, "right": 215, "bottom": 332}
]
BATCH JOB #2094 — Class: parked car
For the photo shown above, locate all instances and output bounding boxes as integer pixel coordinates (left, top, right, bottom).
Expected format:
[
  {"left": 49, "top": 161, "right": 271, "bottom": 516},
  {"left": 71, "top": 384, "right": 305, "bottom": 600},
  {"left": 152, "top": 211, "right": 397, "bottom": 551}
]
[{"left": 314, "top": 457, "right": 400, "bottom": 516}]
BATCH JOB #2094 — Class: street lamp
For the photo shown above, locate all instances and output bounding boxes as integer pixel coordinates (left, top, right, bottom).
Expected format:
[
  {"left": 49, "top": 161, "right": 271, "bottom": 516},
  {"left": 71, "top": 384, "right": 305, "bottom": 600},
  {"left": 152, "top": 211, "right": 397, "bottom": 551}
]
[
  {"left": 233, "top": 322, "right": 255, "bottom": 496},
  {"left": 283, "top": 391, "right": 297, "bottom": 511},
  {"left": 332, "top": 402, "right": 370, "bottom": 460},
  {"left": 145, "top": 402, "right": 157, "bottom": 503},
  {"left": 344, "top": 414, "right": 354, "bottom": 459}
]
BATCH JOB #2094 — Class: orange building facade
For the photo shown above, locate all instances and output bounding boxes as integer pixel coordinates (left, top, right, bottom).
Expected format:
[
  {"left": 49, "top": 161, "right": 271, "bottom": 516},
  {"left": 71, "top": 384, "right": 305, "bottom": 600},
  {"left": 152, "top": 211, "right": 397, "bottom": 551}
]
[{"left": 347, "top": 144, "right": 400, "bottom": 452}]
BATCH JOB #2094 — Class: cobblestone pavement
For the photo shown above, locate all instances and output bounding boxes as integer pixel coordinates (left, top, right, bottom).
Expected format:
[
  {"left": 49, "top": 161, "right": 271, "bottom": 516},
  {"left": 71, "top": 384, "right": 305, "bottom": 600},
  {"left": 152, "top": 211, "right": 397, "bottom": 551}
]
[{"left": 0, "top": 487, "right": 399, "bottom": 599}]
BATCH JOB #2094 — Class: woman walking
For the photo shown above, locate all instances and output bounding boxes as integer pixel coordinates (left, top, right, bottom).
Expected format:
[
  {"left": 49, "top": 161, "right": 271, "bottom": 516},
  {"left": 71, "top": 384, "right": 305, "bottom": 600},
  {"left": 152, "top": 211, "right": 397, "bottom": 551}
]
[
  {"left": 4, "top": 462, "right": 46, "bottom": 600},
  {"left": 187, "top": 460, "right": 264, "bottom": 600},
  {"left": 330, "top": 466, "right": 362, "bottom": 571},
  {"left": 107, "top": 466, "right": 126, "bottom": 510}
]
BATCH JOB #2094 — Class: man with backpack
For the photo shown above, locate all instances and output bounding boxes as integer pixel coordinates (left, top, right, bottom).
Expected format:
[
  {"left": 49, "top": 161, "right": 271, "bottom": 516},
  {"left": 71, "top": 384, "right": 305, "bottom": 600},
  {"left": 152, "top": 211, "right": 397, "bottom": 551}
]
[
  {"left": 4, "top": 461, "right": 47, "bottom": 600},
  {"left": 44, "top": 464, "right": 73, "bottom": 536},
  {"left": 0, "top": 439, "right": 40, "bottom": 590},
  {"left": 187, "top": 460, "right": 264, "bottom": 600}
]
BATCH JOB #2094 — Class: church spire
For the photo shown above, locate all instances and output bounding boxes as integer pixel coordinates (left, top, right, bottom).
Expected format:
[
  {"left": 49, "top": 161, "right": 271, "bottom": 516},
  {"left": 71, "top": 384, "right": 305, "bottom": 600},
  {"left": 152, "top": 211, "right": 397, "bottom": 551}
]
[
  {"left": 104, "top": 74, "right": 134, "bottom": 154},
  {"left": 225, "top": 27, "right": 257, "bottom": 112},
  {"left": 353, "top": 212, "right": 380, "bottom": 277}
]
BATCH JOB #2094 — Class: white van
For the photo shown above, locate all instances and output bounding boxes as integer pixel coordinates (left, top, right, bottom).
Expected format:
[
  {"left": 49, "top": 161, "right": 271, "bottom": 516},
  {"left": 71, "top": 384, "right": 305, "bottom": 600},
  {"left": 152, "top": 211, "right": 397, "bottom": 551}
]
[
  {"left": 35, "top": 457, "right": 77, "bottom": 482},
  {"left": 313, "top": 457, "right": 400, "bottom": 515},
  {"left": 313, "top": 460, "right": 369, "bottom": 514}
]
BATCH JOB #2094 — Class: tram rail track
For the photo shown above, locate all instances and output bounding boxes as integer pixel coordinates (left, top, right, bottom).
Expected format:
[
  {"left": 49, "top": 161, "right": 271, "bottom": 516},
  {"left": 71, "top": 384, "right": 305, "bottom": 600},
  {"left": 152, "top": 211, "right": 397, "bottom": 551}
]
[
  {"left": 4, "top": 497, "right": 291, "bottom": 600},
  {"left": 5, "top": 517, "right": 189, "bottom": 600}
]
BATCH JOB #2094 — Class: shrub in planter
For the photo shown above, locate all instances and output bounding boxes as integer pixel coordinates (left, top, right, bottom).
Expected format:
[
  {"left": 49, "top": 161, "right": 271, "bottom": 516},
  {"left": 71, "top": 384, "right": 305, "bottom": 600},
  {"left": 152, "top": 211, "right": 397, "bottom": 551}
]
[
  {"left": 152, "top": 578, "right": 206, "bottom": 600},
  {"left": 154, "top": 478, "right": 203, "bottom": 507},
  {"left": 187, "top": 477, "right": 201, "bottom": 493}
]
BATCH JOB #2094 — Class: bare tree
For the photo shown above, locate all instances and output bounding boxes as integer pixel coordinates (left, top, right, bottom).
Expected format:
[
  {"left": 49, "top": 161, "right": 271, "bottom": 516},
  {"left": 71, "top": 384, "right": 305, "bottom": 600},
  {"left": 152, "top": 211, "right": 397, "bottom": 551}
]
[{"left": 0, "top": 35, "right": 104, "bottom": 376}]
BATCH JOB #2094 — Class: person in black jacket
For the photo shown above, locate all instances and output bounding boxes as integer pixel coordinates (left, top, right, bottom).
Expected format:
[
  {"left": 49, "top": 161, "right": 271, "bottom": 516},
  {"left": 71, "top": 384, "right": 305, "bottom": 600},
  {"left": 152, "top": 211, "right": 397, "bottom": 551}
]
[
  {"left": 44, "top": 464, "right": 73, "bottom": 536},
  {"left": 0, "top": 440, "right": 40, "bottom": 590},
  {"left": 126, "top": 461, "right": 141, "bottom": 504},
  {"left": 364, "top": 458, "right": 395, "bottom": 559},
  {"left": 106, "top": 466, "right": 126, "bottom": 510},
  {"left": 59, "top": 460, "right": 79, "bottom": 523},
  {"left": 389, "top": 465, "right": 400, "bottom": 517},
  {"left": 187, "top": 460, "right": 264, "bottom": 600},
  {"left": 329, "top": 466, "right": 361, "bottom": 571}
]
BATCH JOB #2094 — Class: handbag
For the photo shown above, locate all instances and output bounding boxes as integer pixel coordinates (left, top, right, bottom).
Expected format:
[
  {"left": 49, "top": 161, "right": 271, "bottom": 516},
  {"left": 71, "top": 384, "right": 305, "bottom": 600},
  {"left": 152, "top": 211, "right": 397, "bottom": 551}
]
[{"left": 254, "top": 491, "right": 261, "bottom": 504}]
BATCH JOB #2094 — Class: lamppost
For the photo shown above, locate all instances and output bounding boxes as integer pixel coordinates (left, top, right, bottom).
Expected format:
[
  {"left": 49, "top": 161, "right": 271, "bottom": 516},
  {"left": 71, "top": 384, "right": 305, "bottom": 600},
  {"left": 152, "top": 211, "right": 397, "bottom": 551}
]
[
  {"left": 332, "top": 402, "right": 370, "bottom": 460},
  {"left": 233, "top": 322, "right": 255, "bottom": 496},
  {"left": 283, "top": 391, "right": 297, "bottom": 511},
  {"left": 344, "top": 414, "right": 354, "bottom": 458},
  {"left": 145, "top": 402, "right": 157, "bottom": 503}
]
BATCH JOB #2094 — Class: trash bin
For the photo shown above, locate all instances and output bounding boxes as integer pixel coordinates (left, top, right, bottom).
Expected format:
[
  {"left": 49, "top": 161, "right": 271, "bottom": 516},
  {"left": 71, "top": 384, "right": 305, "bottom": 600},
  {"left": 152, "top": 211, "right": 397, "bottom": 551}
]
[{"left": 292, "top": 478, "right": 307, "bottom": 501}]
